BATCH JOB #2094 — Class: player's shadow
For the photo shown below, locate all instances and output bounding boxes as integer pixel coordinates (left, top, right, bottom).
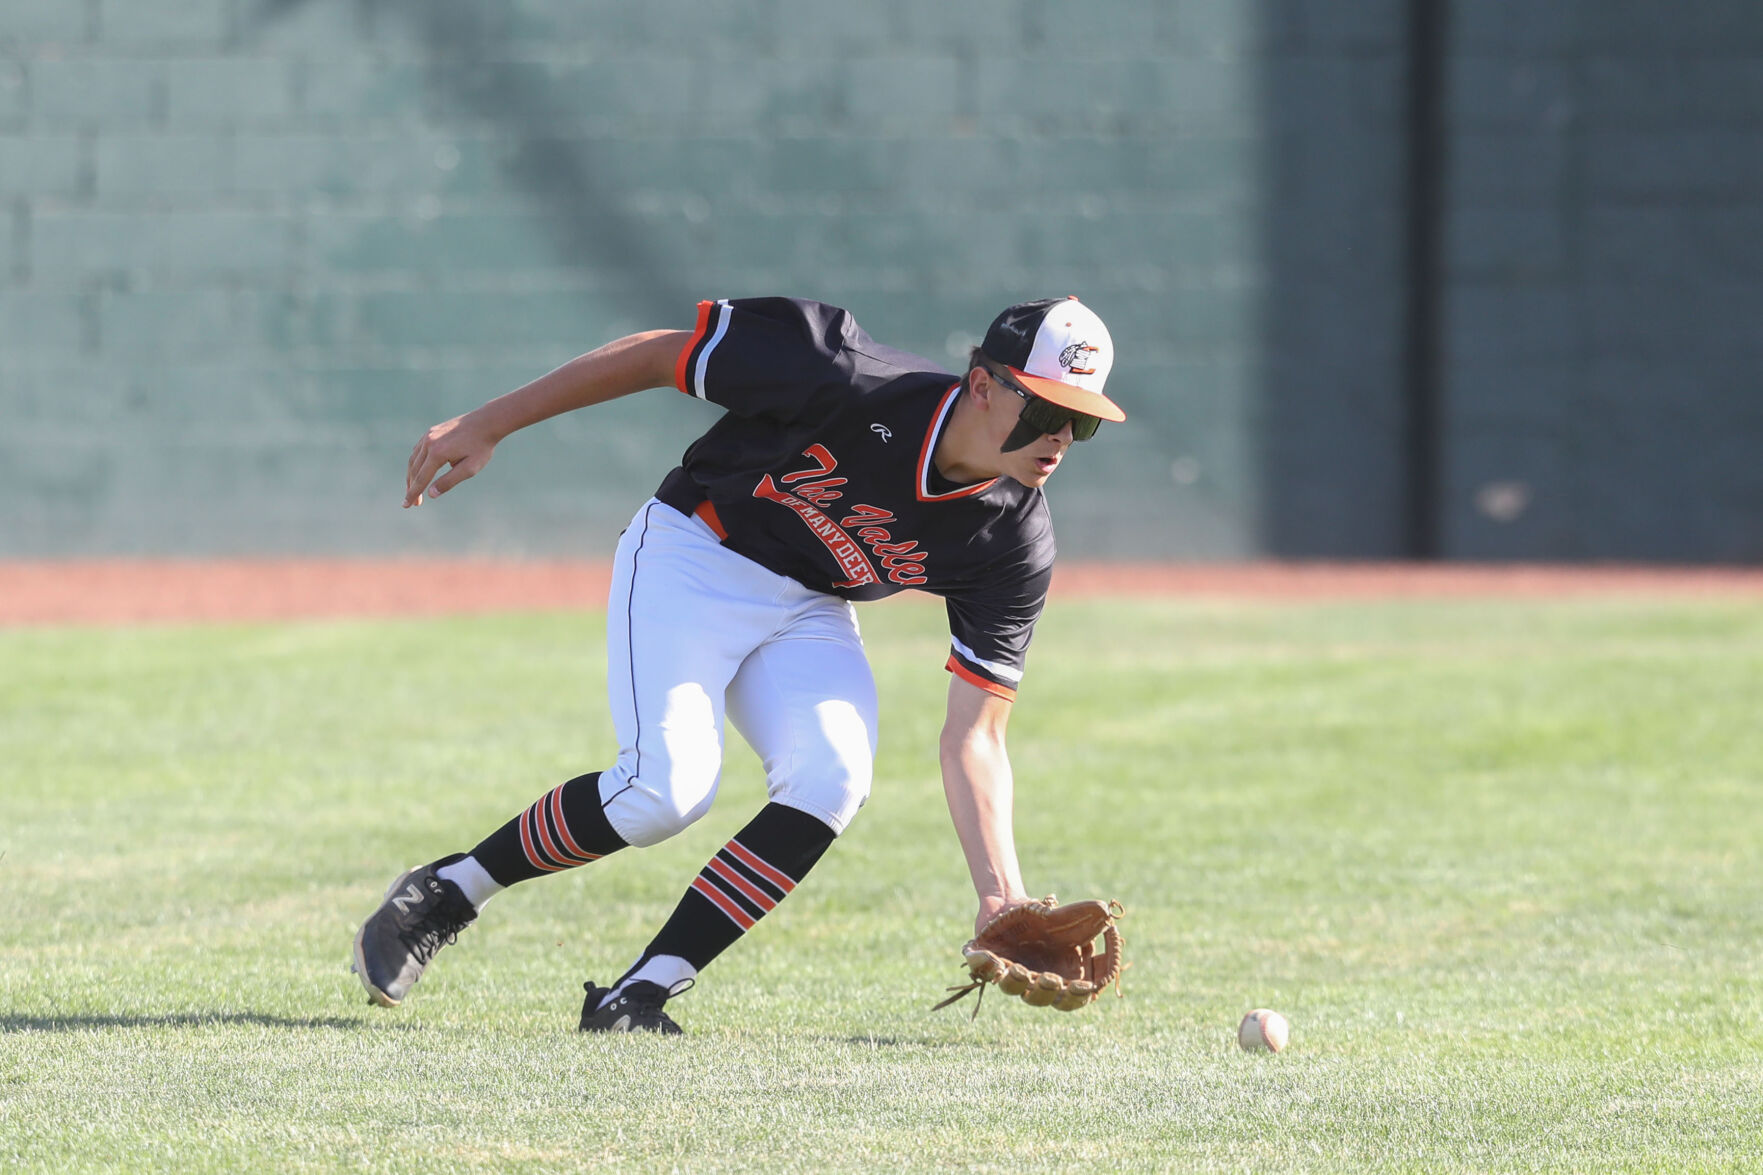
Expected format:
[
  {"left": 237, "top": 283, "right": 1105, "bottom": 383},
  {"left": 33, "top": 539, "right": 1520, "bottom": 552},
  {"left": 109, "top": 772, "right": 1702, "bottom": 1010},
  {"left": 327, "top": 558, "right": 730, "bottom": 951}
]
[{"left": 1, "top": 1011, "right": 393, "bottom": 1033}]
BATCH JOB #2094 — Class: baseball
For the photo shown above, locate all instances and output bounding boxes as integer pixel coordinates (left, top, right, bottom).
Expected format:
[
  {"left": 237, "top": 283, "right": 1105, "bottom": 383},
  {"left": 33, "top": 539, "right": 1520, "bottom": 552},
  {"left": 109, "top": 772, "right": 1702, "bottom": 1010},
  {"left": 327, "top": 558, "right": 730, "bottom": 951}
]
[{"left": 1237, "top": 1008, "right": 1290, "bottom": 1053}]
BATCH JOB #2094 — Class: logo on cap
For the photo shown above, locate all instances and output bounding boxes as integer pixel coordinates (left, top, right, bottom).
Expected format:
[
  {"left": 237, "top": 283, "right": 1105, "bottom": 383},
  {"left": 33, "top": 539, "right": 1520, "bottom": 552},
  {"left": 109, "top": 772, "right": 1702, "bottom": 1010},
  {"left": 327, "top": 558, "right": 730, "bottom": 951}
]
[{"left": 1059, "top": 341, "right": 1100, "bottom": 376}]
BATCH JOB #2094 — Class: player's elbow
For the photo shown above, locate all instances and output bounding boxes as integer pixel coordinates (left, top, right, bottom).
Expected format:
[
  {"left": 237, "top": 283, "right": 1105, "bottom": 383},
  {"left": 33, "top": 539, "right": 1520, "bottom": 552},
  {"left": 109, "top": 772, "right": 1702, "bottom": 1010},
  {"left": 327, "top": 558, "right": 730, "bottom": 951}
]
[{"left": 939, "top": 721, "right": 1007, "bottom": 772}]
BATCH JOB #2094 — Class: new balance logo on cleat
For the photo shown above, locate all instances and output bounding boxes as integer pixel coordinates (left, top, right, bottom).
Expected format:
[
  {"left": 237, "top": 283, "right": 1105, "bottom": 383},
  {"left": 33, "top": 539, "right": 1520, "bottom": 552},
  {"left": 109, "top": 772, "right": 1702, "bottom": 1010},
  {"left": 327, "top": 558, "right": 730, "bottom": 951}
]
[{"left": 352, "top": 855, "right": 477, "bottom": 1008}]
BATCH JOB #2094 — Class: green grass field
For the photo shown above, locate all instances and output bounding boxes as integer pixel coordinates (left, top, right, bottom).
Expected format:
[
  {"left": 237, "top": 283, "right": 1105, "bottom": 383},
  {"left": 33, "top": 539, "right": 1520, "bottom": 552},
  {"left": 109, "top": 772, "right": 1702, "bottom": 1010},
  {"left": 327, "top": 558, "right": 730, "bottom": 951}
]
[{"left": 4, "top": 594, "right": 1762, "bottom": 1172}]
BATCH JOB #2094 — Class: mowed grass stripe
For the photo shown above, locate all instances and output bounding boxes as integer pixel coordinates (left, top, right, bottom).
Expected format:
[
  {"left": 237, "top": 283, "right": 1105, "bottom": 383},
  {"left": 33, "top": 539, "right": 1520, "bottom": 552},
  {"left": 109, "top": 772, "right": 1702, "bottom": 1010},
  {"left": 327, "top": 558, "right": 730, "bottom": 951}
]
[{"left": 3, "top": 597, "right": 1761, "bottom": 1172}]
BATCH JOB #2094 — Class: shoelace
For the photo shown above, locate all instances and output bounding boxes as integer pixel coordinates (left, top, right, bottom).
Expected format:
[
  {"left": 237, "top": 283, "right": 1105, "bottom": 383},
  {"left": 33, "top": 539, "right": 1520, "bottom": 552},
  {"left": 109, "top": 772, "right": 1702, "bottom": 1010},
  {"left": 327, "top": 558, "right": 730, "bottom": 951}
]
[
  {"left": 398, "top": 893, "right": 473, "bottom": 962},
  {"left": 621, "top": 977, "right": 695, "bottom": 1012},
  {"left": 590, "top": 977, "right": 695, "bottom": 1027}
]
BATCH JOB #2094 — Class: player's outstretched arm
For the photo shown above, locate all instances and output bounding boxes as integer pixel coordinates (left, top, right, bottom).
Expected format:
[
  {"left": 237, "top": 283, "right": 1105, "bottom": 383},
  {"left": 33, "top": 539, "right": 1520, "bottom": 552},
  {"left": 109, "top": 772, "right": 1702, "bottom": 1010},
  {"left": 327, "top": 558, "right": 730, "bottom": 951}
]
[
  {"left": 939, "top": 677, "right": 1035, "bottom": 935},
  {"left": 403, "top": 329, "right": 691, "bottom": 507}
]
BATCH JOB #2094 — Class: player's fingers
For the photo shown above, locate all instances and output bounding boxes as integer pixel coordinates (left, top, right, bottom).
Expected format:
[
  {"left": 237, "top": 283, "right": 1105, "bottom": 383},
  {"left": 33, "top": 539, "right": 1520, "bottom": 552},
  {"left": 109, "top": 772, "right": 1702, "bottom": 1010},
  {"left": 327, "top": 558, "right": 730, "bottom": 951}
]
[
  {"left": 427, "top": 455, "right": 482, "bottom": 498},
  {"left": 405, "top": 451, "right": 449, "bottom": 508},
  {"left": 407, "top": 436, "right": 428, "bottom": 485},
  {"left": 405, "top": 426, "right": 446, "bottom": 503}
]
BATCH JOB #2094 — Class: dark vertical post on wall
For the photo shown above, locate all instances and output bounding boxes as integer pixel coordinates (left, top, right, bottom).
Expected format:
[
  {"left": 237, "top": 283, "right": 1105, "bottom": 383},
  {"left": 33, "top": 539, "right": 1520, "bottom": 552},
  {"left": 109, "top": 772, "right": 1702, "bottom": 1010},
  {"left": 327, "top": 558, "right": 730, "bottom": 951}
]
[{"left": 1402, "top": 0, "right": 1449, "bottom": 559}]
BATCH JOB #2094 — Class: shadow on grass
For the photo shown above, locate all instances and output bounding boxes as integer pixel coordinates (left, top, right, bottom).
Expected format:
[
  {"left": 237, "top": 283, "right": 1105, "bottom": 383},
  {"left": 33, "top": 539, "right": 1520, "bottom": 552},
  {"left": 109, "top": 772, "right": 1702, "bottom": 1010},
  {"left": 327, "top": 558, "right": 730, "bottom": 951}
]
[
  {"left": 837, "top": 1034, "right": 979, "bottom": 1050},
  {"left": 2, "top": 1011, "right": 393, "bottom": 1033}
]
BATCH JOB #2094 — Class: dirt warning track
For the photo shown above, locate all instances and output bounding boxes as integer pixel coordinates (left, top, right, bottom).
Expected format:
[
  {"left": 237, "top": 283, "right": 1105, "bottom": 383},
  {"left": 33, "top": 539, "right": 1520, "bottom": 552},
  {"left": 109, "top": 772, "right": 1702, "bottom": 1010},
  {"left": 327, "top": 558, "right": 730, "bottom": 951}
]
[{"left": 1, "top": 560, "right": 1759, "bottom": 626}]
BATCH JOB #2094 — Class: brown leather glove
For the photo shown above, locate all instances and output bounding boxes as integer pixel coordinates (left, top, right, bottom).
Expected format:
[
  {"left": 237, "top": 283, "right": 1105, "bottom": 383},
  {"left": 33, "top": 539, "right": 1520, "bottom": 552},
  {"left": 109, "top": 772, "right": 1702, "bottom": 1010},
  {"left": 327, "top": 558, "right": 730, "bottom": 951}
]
[{"left": 934, "top": 897, "right": 1124, "bottom": 1014}]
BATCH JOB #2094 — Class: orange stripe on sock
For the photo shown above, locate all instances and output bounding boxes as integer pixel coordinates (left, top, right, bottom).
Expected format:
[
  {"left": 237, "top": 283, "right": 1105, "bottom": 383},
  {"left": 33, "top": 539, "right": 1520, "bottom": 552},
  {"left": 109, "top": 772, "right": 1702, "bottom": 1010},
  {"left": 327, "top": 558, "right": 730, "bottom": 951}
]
[
  {"left": 725, "top": 840, "right": 795, "bottom": 893},
  {"left": 518, "top": 807, "right": 566, "bottom": 872},
  {"left": 707, "top": 855, "right": 777, "bottom": 912},
  {"left": 530, "top": 797, "right": 570, "bottom": 866},
  {"left": 533, "top": 793, "right": 596, "bottom": 869},
  {"left": 691, "top": 876, "right": 755, "bottom": 930},
  {"left": 547, "top": 787, "right": 599, "bottom": 864}
]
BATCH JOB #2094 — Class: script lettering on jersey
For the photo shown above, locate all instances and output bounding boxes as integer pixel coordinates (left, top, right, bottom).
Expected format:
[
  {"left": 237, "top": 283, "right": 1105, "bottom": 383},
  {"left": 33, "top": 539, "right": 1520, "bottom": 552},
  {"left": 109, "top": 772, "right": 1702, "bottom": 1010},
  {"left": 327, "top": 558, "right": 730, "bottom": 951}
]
[
  {"left": 838, "top": 503, "right": 929, "bottom": 586},
  {"left": 752, "top": 472, "right": 879, "bottom": 589},
  {"left": 756, "top": 447, "right": 930, "bottom": 588},
  {"left": 778, "top": 444, "right": 849, "bottom": 507}
]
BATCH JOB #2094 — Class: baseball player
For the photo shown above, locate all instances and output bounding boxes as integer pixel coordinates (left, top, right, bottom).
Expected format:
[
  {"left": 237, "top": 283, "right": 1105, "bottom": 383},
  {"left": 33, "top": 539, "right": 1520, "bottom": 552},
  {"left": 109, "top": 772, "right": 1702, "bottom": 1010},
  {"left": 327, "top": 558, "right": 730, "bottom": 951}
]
[{"left": 353, "top": 296, "right": 1124, "bottom": 1033}]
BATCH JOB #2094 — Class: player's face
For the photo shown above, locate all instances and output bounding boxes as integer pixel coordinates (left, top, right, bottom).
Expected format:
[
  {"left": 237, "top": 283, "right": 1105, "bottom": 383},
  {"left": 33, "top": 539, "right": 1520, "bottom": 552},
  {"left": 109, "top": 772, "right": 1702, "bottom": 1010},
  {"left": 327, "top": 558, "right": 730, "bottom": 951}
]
[
  {"left": 980, "top": 372, "right": 1078, "bottom": 488},
  {"left": 1011, "top": 419, "right": 1075, "bottom": 488}
]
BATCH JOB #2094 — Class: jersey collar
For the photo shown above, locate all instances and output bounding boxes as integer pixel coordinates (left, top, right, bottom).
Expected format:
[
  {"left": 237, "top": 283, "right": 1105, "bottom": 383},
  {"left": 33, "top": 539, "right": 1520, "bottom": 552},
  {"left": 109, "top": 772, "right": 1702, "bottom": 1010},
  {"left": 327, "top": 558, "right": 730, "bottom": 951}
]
[{"left": 916, "top": 382, "right": 999, "bottom": 502}]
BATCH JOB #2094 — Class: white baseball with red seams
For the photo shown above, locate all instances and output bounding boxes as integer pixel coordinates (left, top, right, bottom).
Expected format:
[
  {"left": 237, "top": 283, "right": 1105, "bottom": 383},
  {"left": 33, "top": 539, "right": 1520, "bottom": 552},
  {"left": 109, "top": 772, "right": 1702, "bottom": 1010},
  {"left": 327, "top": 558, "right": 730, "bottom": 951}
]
[{"left": 1238, "top": 1008, "right": 1291, "bottom": 1052}]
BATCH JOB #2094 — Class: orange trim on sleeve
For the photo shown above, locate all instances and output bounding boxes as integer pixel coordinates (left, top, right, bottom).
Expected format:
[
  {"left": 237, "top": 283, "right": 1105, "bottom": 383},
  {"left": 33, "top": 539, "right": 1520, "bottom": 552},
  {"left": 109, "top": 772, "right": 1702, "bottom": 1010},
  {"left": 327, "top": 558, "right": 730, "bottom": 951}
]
[
  {"left": 674, "top": 300, "right": 717, "bottom": 395},
  {"left": 945, "top": 654, "right": 1017, "bottom": 701}
]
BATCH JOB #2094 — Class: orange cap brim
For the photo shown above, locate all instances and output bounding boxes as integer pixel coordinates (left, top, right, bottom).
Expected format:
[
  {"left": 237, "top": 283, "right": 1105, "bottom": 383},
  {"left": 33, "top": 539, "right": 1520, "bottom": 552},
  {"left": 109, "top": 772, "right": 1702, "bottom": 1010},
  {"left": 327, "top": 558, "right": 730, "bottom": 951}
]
[{"left": 1010, "top": 367, "right": 1127, "bottom": 423}]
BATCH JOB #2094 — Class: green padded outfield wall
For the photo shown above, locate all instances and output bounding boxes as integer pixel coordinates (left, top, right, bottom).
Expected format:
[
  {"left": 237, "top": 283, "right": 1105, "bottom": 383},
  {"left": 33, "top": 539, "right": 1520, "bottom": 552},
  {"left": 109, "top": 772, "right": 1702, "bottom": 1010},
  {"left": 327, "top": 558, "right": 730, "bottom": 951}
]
[
  {"left": 2, "top": 1, "right": 1759, "bottom": 561},
  {"left": 1430, "top": 1, "right": 1763, "bottom": 562},
  {"left": 2, "top": 0, "right": 1270, "bottom": 559},
  {"left": 1254, "top": 0, "right": 1763, "bottom": 562}
]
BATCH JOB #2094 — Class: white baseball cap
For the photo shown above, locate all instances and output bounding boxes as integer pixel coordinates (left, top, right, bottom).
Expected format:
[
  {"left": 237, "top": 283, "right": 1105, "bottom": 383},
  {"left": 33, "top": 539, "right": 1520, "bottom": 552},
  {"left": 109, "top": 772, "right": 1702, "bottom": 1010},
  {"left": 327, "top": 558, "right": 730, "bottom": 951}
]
[{"left": 980, "top": 296, "right": 1123, "bottom": 422}]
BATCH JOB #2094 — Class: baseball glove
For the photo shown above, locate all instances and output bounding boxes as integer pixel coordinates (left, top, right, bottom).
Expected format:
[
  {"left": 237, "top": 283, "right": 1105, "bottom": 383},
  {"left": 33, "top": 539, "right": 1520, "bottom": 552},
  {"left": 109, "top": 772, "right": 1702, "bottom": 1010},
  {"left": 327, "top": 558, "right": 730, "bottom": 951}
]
[{"left": 933, "top": 896, "right": 1124, "bottom": 1015}]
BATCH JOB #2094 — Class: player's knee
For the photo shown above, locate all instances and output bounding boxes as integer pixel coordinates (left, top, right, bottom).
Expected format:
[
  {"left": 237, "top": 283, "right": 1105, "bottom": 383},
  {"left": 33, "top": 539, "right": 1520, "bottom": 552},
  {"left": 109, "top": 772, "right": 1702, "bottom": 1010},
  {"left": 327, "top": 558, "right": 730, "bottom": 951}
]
[
  {"left": 601, "top": 752, "right": 721, "bottom": 848},
  {"left": 605, "top": 776, "right": 719, "bottom": 847},
  {"left": 769, "top": 719, "right": 874, "bottom": 836}
]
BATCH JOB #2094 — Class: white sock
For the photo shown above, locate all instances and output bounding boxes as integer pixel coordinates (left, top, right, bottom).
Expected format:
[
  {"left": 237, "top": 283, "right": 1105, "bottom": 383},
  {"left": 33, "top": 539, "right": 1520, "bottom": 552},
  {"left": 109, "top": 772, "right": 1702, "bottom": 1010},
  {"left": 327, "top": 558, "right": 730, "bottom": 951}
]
[
  {"left": 599, "top": 954, "right": 697, "bottom": 1009},
  {"left": 436, "top": 856, "right": 503, "bottom": 911}
]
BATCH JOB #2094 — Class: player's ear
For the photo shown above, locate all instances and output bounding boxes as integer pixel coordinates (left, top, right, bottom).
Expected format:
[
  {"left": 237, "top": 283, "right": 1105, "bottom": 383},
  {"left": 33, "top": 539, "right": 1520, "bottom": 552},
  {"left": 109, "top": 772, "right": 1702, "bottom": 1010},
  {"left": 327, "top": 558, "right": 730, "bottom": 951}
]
[
  {"left": 964, "top": 345, "right": 995, "bottom": 406},
  {"left": 966, "top": 364, "right": 995, "bottom": 408}
]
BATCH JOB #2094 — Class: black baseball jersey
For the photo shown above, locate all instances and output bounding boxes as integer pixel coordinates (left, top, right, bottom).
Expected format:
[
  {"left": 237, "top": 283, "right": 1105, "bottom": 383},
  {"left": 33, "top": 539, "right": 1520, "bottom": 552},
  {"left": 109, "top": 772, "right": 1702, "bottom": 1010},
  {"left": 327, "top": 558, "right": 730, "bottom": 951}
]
[{"left": 653, "top": 297, "right": 1056, "bottom": 701}]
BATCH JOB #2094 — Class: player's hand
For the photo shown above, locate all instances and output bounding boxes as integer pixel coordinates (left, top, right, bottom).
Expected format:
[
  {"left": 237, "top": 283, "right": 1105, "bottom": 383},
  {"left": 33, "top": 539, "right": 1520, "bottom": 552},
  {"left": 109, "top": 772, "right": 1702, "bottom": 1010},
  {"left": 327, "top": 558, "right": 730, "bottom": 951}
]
[
  {"left": 975, "top": 892, "right": 1035, "bottom": 937},
  {"left": 404, "top": 412, "right": 499, "bottom": 507}
]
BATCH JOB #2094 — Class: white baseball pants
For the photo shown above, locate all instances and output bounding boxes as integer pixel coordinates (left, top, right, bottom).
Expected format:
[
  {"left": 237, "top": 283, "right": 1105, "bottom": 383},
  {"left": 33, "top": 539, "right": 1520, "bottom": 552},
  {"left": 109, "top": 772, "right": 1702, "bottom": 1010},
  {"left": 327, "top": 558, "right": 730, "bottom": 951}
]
[{"left": 595, "top": 499, "right": 879, "bottom": 847}]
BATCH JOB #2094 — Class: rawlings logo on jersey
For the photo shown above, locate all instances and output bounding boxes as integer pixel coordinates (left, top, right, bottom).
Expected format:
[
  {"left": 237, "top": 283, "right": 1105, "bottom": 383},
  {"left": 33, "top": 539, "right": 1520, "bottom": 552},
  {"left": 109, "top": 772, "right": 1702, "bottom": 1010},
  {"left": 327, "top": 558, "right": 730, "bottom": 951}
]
[
  {"left": 753, "top": 447, "right": 929, "bottom": 587},
  {"left": 1059, "top": 341, "right": 1100, "bottom": 376}
]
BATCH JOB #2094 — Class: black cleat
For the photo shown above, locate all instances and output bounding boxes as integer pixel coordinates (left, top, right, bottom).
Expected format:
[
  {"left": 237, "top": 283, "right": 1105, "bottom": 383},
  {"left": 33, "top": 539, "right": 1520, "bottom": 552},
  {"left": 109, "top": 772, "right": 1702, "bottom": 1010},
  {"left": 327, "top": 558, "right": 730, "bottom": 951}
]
[
  {"left": 351, "top": 855, "right": 477, "bottom": 1008},
  {"left": 579, "top": 979, "right": 692, "bottom": 1035}
]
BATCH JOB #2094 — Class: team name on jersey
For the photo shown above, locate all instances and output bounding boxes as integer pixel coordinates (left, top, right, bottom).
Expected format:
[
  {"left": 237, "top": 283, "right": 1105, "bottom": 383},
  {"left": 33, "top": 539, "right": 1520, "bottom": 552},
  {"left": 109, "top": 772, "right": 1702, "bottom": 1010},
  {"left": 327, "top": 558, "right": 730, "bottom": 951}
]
[{"left": 751, "top": 445, "right": 929, "bottom": 587}]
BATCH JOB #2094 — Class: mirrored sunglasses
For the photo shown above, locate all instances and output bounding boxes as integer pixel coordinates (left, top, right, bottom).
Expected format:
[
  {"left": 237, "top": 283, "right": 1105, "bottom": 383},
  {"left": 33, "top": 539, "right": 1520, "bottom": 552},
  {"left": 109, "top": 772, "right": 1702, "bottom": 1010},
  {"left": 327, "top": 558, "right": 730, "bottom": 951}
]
[{"left": 992, "top": 368, "right": 1103, "bottom": 442}]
